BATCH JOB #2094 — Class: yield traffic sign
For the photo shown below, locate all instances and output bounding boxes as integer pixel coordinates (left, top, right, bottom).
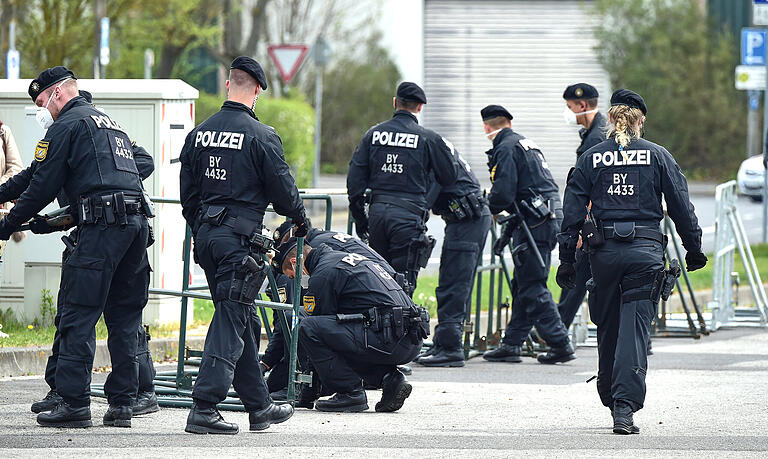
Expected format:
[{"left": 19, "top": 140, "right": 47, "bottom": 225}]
[{"left": 267, "top": 44, "right": 309, "bottom": 85}]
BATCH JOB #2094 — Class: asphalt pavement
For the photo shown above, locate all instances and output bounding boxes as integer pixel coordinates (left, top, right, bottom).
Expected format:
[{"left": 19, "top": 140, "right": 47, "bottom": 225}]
[{"left": 1, "top": 327, "right": 766, "bottom": 457}]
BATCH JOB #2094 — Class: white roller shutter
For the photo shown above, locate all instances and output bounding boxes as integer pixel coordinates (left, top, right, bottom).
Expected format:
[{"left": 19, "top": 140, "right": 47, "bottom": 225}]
[{"left": 423, "top": 0, "right": 611, "bottom": 191}]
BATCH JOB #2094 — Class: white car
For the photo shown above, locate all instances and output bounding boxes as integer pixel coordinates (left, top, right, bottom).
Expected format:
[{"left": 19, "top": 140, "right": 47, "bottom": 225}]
[{"left": 737, "top": 155, "right": 766, "bottom": 202}]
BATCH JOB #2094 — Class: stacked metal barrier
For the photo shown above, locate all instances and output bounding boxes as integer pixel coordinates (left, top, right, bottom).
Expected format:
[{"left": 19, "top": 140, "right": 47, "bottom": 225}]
[
  {"left": 709, "top": 181, "right": 768, "bottom": 330},
  {"left": 92, "top": 192, "right": 338, "bottom": 410}
]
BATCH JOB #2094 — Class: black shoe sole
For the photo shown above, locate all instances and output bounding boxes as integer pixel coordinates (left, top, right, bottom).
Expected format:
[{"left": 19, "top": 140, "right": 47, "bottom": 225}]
[
  {"left": 375, "top": 382, "right": 412, "bottom": 413},
  {"left": 185, "top": 424, "right": 239, "bottom": 435},
  {"left": 418, "top": 359, "right": 465, "bottom": 367},
  {"left": 250, "top": 409, "right": 294, "bottom": 431},
  {"left": 483, "top": 356, "right": 522, "bottom": 363},
  {"left": 295, "top": 402, "right": 315, "bottom": 410},
  {"left": 132, "top": 403, "right": 160, "bottom": 416},
  {"left": 37, "top": 419, "right": 92, "bottom": 428},
  {"left": 103, "top": 418, "right": 131, "bottom": 428},
  {"left": 315, "top": 403, "right": 369, "bottom": 413},
  {"left": 537, "top": 354, "right": 576, "bottom": 365}
]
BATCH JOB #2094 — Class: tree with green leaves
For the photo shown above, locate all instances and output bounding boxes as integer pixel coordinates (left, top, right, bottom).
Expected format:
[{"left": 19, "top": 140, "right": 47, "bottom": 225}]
[
  {"left": 593, "top": 0, "right": 746, "bottom": 179},
  {"left": 318, "top": 31, "right": 401, "bottom": 172}
]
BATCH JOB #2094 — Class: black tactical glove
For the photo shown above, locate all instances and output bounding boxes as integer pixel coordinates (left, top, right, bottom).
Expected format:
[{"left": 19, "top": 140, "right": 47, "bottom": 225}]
[
  {"left": 0, "top": 218, "right": 15, "bottom": 241},
  {"left": 348, "top": 196, "right": 369, "bottom": 241},
  {"left": 292, "top": 216, "right": 309, "bottom": 238},
  {"left": 556, "top": 262, "right": 576, "bottom": 290},
  {"left": 685, "top": 251, "right": 708, "bottom": 272},
  {"left": 29, "top": 216, "right": 59, "bottom": 235},
  {"left": 493, "top": 228, "right": 511, "bottom": 256}
]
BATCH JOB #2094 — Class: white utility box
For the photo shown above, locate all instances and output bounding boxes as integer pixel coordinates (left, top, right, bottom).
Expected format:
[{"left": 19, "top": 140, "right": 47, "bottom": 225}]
[{"left": 0, "top": 79, "right": 198, "bottom": 325}]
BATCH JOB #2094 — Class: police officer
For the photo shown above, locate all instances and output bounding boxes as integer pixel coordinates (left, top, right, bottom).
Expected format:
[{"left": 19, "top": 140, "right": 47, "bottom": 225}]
[
  {"left": 0, "top": 91, "right": 160, "bottom": 416},
  {"left": 478, "top": 105, "right": 575, "bottom": 365},
  {"left": 273, "top": 237, "right": 427, "bottom": 412},
  {"left": 556, "top": 89, "right": 706, "bottom": 434},
  {"left": 0, "top": 67, "right": 152, "bottom": 428},
  {"left": 416, "top": 150, "right": 491, "bottom": 367},
  {"left": 558, "top": 83, "right": 608, "bottom": 329},
  {"left": 179, "top": 56, "right": 303, "bottom": 434},
  {"left": 347, "top": 82, "right": 458, "bottom": 294}
]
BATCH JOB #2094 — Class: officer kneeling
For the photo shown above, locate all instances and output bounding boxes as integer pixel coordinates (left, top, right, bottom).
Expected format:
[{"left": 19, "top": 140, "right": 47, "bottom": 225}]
[{"left": 274, "top": 238, "right": 428, "bottom": 412}]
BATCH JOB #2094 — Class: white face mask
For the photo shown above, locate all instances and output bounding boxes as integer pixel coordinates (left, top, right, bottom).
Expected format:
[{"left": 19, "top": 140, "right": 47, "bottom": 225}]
[
  {"left": 36, "top": 80, "right": 67, "bottom": 130},
  {"left": 563, "top": 107, "right": 598, "bottom": 126},
  {"left": 292, "top": 263, "right": 310, "bottom": 289},
  {"left": 484, "top": 127, "right": 503, "bottom": 141}
]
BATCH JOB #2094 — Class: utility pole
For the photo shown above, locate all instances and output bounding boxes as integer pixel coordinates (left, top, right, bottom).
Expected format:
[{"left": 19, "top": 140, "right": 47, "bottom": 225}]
[
  {"left": 93, "top": 0, "right": 106, "bottom": 78},
  {"left": 312, "top": 36, "right": 332, "bottom": 192}
]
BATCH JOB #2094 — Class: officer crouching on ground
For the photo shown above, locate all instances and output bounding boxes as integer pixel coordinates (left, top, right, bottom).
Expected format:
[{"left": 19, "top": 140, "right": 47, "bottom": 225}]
[
  {"left": 180, "top": 56, "right": 306, "bottom": 434},
  {"left": 557, "top": 83, "right": 607, "bottom": 330},
  {"left": 416, "top": 149, "right": 491, "bottom": 367},
  {"left": 0, "top": 66, "right": 152, "bottom": 428},
  {"left": 347, "top": 82, "right": 458, "bottom": 295},
  {"left": 557, "top": 89, "right": 706, "bottom": 434},
  {"left": 478, "top": 105, "right": 575, "bottom": 365},
  {"left": 273, "top": 238, "right": 428, "bottom": 412}
]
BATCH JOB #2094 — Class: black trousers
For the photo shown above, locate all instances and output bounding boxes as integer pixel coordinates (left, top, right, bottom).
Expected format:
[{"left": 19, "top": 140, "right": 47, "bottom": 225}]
[
  {"left": 191, "top": 224, "right": 270, "bottom": 412},
  {"left": 589, "top": 238, "right": 662, "bottom": 412},
  {"left": 557, "top": 249, "right": 593, "bottom": 329},
  {"left": 434, "top": 211, "right": 491, "bottom": 350},
  {"left": 502, "top": 218, "right": 569, "bottom": 348},
  {"left": 368, "top": 202, "right": 426, "bottom": 292},
  {"left": 46, "top": 241, "right": 155, "bottom": 394},
  {"left": 55, "top": 216, "right": 150, "bottom": 408},
  {"left": 298, "top": 315, "right": 421, "bottom": 393}
]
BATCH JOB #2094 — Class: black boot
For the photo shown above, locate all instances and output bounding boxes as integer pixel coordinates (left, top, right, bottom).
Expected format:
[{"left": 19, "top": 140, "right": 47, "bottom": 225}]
[
  {"left": 132, "top": 391, "right": 159, "bottom": 416},
  {"left": 613, "top": 400, "right": 640, "bottom": 434},
  {"left": 413, "top": 345, "right": 438, "bottom": 363},
  {"left": 249, "top": 403, "right": 294, "bottom": 431},
  {"left": 269, "top": 388, "right": 288, "bottom": 401},
  {"left": 315, "top": 389, "right": 368, "bottom": 412},
  {"left": 37, "top": 401, "right": 92, "bottom": 428},
  {"left": 296, "top": 384, "right": 318, "bottom": 410},
  {"left": 375, "top": 369, "right": 412, "bottom": 412},
  {"left": 396, "top": 364, "right": 413, "bottom": 376},
  {"left": 417, "top": 347, "right": 465, "bottom": 367},
  {"left": 185, "top": 403, "right": 239, "bottom": 435},
  {"left": 103, "top": 405, "right": 132, "bottom": 428},
  {"left": 537, "top": 342, "right": 576, "bottom": 364},
  {"left": 482, "top": 344, "right": 522, "bottom": 363},
  {"left": 31, "top": 390, "right": 63, "bottom": 413}
]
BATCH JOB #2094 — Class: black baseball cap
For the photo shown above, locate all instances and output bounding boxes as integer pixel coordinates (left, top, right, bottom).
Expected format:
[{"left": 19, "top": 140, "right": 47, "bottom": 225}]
[
  {"left": 272, "top": 237, "right": 299, "bottom": 271},
  {"left": 28, "top": 66, "right": 76, "bottom": 102},
  {"left": 480, "top": 104, "right": 513, "bottom": 121},
  {"left": 231, "top": 56, "right": 268, "bottom": 90},
  {"left": 396, "top": 82, "right": 427, "bottom": 104},
  {"left": 610, "top": 88, "right": 647, "bottom": 115}
]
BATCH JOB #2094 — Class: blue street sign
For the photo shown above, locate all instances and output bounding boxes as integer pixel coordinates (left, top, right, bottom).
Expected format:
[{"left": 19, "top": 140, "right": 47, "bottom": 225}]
[
  {"left": 756, "top": 0, "right": 768, "bottom": 4},
  {"left": 742, "top": 28, "right": 767, "bottom": 66}
]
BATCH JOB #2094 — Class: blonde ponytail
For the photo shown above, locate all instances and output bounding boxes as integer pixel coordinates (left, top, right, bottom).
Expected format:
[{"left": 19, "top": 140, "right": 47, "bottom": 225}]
[{"left": 606, "top": 105, "right": 644, "bottom": 148}]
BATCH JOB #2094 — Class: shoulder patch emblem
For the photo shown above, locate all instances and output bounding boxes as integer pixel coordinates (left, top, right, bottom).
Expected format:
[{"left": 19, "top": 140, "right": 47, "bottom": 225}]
[
  {"left": 277, "top": 287, "right": 287, "bottom": 303},
  {"left": 34, "top": 141, "right": 49, "bottom": 162},
  {"left": 490, "top": 165, "right": 497, "bottom": 182},
  {"left": 303, "top": 295, "right": 315, "bottom": 314}
]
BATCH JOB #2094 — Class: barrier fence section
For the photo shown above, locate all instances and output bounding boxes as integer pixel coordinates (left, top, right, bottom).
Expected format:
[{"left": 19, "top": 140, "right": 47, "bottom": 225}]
[
  {"left": 91, "top": 192, "right": 338, "bottom": 410},
  {"left": 709, "top": 181, "right": 768, "bottom": 330}
]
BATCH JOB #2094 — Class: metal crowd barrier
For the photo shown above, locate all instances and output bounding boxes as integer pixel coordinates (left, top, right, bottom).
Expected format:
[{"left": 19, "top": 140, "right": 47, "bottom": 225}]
[{"left": 92, "top": 191, "right": 338, "bottom": 410}]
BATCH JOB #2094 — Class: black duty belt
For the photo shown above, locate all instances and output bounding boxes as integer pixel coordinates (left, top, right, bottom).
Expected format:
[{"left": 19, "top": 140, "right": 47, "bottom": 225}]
[
  {"left": 603, "top": 225, "right": 664, "bottom": 244},
  {"left": 200, "top": 206, "right": 261, "bottom": 238},
  {"left": 79, "top": 192, "right": 143, "bottom": 225},
  {"left": 370, "top": 194, "right": 428, "bottom": 220}
]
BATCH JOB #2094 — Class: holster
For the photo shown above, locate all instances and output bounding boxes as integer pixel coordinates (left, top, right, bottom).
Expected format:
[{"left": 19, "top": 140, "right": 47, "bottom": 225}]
[
  {"left": 229, "top": 255, "right": 268, "bottom": 305},
  {"left": 660, "top": 259, "right": 682, "bottom": 301},
  {"left": 511, "top": 242, "right": 529, "bottom": 267},
  {"left": 407, "top": 234, "right": 436, "bottom": 271},
  {"left": 582, "top": 217, "right": 604, "bottom": 251}
]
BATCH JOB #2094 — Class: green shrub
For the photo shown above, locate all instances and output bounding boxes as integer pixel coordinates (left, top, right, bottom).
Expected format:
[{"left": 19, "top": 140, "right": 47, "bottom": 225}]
[{"left": 256, "top": 93, "right": 316, "bottom": 188}]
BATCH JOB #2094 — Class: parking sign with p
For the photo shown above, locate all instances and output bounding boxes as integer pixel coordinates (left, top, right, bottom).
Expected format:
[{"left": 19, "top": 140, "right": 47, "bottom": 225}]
[{"left": 742, "top": 28, "right": 767, "bottom": 66}]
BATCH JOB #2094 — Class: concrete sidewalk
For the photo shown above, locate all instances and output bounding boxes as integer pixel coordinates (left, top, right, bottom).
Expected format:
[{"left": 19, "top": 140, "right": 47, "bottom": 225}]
[{"left": 0, "top": 327, "right": 766, "bottom": 456}]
